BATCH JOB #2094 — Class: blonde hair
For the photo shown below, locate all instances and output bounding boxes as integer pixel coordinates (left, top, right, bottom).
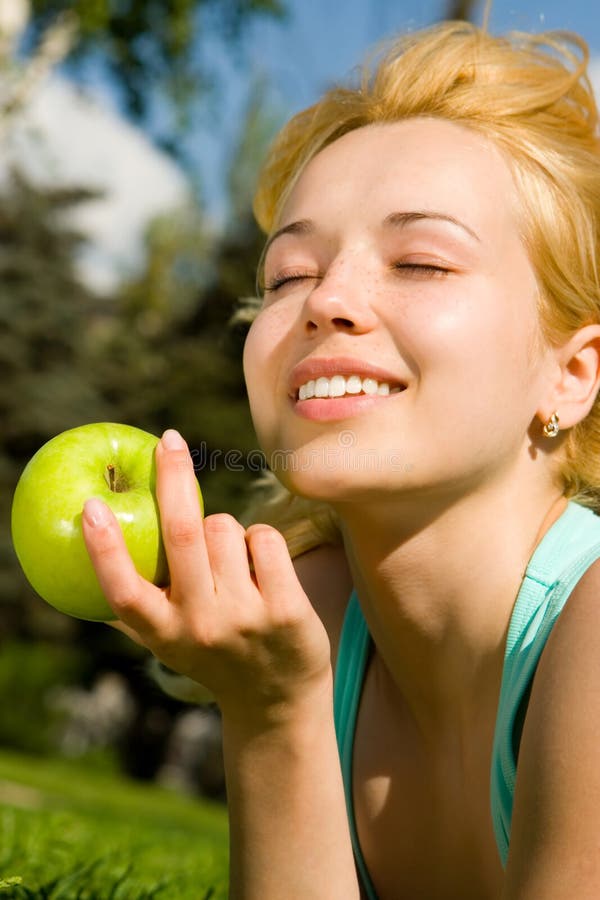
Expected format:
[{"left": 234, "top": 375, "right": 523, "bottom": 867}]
[{"left": 243, "top": 19, "right": 600, "bottom": 554}]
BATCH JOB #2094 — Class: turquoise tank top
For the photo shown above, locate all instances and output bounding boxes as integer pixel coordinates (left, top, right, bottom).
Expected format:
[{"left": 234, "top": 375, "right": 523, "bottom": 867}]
[{"left": 333, "top": 500, "right": 600, "bottom": 898}]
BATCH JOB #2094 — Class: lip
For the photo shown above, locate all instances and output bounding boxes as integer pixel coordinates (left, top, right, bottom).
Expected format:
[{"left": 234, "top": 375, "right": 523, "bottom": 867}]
[
  {"left": 288, "top": 356, "right": 407, "bottom": 397},
  {"left": 292, "top": 393, "right": 403, "bottom": 422}
]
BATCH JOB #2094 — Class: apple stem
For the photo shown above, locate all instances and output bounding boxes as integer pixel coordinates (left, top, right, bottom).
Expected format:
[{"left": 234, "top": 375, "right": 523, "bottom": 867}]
[{"left": 105, "top": 463, "right": 129, "bottom": 492}]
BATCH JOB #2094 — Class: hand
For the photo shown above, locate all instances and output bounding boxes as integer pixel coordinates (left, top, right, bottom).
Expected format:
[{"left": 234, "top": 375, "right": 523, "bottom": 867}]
[{"left": 82, "top": 429, "right": 332, "bottom": 727}]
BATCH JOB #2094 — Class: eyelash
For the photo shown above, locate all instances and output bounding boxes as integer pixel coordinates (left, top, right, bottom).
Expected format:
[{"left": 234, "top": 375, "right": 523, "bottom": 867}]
[
  {"left": 393, "top": 263, "right": 450, "bottom": 278},
  {"left": 263, "top": 271, "right": 318, "bottom": 293},
  {"left": 263, "top": 262, "right": 451, "bottom": 293}
]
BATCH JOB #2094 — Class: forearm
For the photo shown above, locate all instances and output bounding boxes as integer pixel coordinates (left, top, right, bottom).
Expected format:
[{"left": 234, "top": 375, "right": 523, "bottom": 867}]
[{"left": 222, "top": 681, "right": 360, "bottom": 900}]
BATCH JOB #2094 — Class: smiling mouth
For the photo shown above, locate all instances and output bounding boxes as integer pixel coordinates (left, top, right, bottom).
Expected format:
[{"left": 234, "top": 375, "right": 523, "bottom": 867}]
[{"left": 295, "top": 374, "right": 406, "bottom": 401}]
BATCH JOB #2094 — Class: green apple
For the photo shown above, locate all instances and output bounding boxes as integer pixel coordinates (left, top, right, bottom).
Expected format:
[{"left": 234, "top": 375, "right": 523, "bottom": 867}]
[{"left": 11, "top": 422, "right": 203, "bottom": 622}]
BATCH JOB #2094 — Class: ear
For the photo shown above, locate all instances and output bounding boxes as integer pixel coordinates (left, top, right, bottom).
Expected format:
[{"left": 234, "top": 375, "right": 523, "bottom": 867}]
[{"left": 538, "top": 324, "right": 600, "bottom": 430}]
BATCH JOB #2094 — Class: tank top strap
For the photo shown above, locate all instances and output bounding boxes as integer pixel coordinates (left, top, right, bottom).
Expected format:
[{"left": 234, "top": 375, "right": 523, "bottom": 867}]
[
  {"left": 333, "top": 588, "right": 377, "bottom": 898},
  {"left": 491, "top": 500, "right": 600, "bottom": 864}
]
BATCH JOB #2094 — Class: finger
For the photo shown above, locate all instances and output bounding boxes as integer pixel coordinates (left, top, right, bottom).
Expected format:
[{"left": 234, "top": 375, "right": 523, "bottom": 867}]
[
  {"left": 203, "top": 513, "right": 251, "bottom": 598},
  {"left": 245, "top": 524, "right": 302, "bottom": 609},
  {"left": 155, "top": 429, "right": 214, "bottom": 602},
  {"left": 83, "top": 498, "right": 170, "bottom": 635}
]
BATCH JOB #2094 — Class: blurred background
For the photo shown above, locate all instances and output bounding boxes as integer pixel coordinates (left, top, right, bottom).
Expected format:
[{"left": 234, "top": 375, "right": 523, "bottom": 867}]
[{"left": 2, "top": 0, "right": 600, "bottom": 809}]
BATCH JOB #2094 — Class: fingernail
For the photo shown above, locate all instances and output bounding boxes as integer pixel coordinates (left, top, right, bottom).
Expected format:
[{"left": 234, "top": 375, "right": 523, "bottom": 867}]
[
  {"left": 84, "top": 498, "right": 110, "bottom": 527},
  {"left": 161, "top": 429, "right": 185, "bottom": 451}
]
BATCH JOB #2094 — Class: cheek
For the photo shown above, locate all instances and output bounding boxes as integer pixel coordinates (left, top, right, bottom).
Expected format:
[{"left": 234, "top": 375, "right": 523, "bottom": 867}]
[
  {"left": 242, "top": 325, "right": 268, "bottom": 430},
  {"left": 243, "top": 312, "right": 279, "bottom": 392},
  {"left": 242, "top": 310, "right": 291, "bottom": 433},
  {"left": 395, "top": 281, "right": 542, "bottom": 410},
  {"left": 242, "top": 321, "right": 260, "bottom": 392}
]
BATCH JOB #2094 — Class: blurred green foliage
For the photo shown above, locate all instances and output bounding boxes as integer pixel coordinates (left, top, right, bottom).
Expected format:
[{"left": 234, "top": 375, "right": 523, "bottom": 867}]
[
  {"left": 0, "top": 642, "right": 87, "bottom": 755},
  {"left": 0, "top": 173, "right": 113, "bottom": 639},
  {"left": 1, "top": 1, "right": 280, "bottom": 766},
  {"left": 0, "top": 161, "right": 268, "bottom": 656}
]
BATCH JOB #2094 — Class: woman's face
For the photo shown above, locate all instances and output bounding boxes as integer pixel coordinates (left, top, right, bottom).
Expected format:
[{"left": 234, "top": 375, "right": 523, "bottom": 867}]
[{"left": 243, "top": 117, "right": 554, "bottom": 503}]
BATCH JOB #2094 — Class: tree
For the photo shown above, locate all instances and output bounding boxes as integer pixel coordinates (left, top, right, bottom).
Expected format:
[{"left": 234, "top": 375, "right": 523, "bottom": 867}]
[
  {"left": 0, "top": 172, "right": 112, "bottom": 638},
  {"left": 0, "top": 0, "right": 284, "bottom": 763},
  {"left": 26, "top": 0, "right": 287, "bottom": 153},
  {"left": 85, "top": 80, "right": 279, "bottom": 520},
  {"left": 87, "top": 206, "right": 264, "bottom": 521}
]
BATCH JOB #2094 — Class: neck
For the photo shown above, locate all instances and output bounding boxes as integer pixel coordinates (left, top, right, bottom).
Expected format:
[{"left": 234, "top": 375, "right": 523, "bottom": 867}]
[{"left": 332, "top": 477, "right": 568, "bottom": 736}]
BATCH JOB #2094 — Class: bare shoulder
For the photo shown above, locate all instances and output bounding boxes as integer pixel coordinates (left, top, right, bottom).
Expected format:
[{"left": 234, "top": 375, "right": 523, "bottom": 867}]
[
  {"left": 552, "top": 550, "right": 600, "bottom": 627},
  {"left": 292, "top": 543, "right": 354, "bottom": 667},
  {"left": 503, "top": 556, "right": 600, "bottom": 898}
]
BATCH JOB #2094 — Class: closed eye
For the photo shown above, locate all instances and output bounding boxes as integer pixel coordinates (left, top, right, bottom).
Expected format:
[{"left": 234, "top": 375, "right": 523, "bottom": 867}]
[
  {"left": 263, "top": 271, "right": 320, "bottom": 293},
  {"left": 393, "top": 262, "right": 450, "bottom": 279}
]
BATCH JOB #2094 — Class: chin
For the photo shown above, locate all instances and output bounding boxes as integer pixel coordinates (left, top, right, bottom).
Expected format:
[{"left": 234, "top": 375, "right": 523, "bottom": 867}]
[
  {"left": 275, "top": 462, "right": 409, "bottom": 503},
  {"left": 272, "top": 468, "right": 350, "bottom": 503}
]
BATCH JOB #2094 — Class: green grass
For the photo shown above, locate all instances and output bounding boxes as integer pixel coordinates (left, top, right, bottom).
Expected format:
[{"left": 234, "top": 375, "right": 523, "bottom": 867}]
[{"left": 0, "top": 748, "right": 229, "bottom": 898}]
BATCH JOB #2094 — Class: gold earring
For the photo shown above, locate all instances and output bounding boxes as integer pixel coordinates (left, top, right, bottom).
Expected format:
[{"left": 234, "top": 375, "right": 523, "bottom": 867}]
[{"left": 542, "top": 412, "right": 560, "bottom": 438}]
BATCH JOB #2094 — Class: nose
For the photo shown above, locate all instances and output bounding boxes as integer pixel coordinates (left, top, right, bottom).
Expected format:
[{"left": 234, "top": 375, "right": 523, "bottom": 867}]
[{"left": 301, "top": 268, "right": 379, "bottom": 336}]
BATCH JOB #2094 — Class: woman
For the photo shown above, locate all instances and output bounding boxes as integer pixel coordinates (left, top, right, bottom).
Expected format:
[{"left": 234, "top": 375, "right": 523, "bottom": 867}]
[{"left": 83, "top": 20, "right": 600, "bottom": 899}]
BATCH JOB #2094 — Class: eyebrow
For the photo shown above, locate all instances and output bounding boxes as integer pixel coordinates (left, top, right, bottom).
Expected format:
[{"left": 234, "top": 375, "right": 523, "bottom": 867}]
[
  {"left": 263, "top": 209, "right": 480, "bottom": 257},
  {"left": 263, "top": 218, "right": 315, "bottom": 257},
  {"left": 383, "top": 210, "right": 481, "bottom": 243}
]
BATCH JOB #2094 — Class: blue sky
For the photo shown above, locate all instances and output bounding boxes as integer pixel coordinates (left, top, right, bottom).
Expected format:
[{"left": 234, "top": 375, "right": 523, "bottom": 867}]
[
  {"left": 242, "top": 0, "right": 600, "bottom": 114},
  {"left": 189, "top": 0, "right": 600, "bottom": 217}
]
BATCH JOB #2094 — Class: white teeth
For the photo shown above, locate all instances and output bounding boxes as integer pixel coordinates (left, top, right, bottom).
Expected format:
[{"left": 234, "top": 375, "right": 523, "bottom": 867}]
[
  {"left": 329, "top": 375, "right": 346, "bottom": 397},
  {"left": 298, "top": 379, "right": 315, "bottom": 400},
  {"left": 315, "top": 377, "right": 329, "bottom": 398},
  {"left": 297, "top": 374, "right": 400, "bottom": 399}
]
